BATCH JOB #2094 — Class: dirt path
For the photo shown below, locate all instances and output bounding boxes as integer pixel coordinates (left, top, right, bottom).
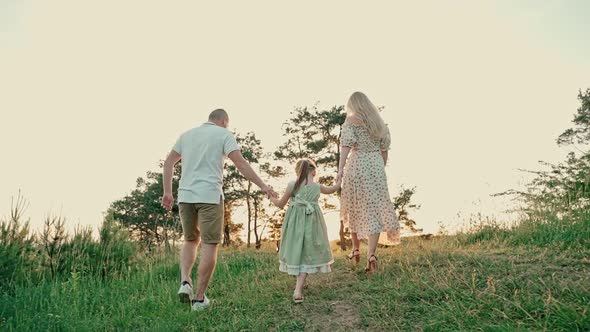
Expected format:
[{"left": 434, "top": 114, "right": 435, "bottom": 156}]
[{"left": 289, "top": 258, "right": 366, "bottom": 331}]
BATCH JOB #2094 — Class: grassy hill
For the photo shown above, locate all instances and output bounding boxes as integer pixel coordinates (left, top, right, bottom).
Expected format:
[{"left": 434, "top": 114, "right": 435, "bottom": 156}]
[{"left": 2, "top": 232, "right": 588, "bottom": 331}]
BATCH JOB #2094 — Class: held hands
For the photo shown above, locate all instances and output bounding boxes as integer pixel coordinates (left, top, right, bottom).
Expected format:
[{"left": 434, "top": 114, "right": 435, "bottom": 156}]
[
  {"left": 332, "top": 172, "right": 343, "bottom": 192},
  {"left": 336, "top": 169, "right": 344, "bottom": 184},
  {"left": 335, "top": 174, "right": 343, "bottom": 189},
  {"left": 269, "top": 195, "right": 280, "bottom": 206},
  {"left": 161, "top": 192, "right": 174, "bottom": 211},
  {"left": 261, "top": 184, "right": 279, "bottom": 199}
]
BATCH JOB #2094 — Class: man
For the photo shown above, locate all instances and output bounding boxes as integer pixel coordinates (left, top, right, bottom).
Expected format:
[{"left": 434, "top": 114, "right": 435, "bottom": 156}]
[{"left": 161, "top": 109, "right": 277, "bottom": 311}]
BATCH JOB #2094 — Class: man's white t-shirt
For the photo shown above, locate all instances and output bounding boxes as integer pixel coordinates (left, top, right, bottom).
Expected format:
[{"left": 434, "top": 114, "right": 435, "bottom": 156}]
[{"left": 172, "top": 122, "right": 240, "bottom": 204}]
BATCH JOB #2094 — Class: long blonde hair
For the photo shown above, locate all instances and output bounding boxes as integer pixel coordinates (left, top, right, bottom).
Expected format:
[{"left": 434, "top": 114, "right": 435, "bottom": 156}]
[
  {"left": 346, "top": 91, "right": 386, "bottom": 141},
  {"left": 292, "top": 158, "right": 317, "bottom": 196}
]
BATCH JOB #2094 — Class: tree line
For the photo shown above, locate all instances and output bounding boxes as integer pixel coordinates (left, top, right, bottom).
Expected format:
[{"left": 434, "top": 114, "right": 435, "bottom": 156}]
[
  {"left": 109, "top": 104, "right": 422, "bottom": 250},
  {"left": 2, "top": 89, "right": 587, "bottom": 292},
  {"left": 498, "top": 89, "right": 590, "bottom": 226}
]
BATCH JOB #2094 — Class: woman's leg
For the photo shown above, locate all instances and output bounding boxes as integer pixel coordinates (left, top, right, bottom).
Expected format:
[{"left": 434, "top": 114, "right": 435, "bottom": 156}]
[
  {"left": 367, "top": 233, "right": 380, "bottom": 258},
  {"left": 348, "top": 232, "right": 361, "bottom": 263},
  {"left": 366, "top": 233, "right": 380, "bottom": 272},
  {"left": 351, "top": 232, "right": 361, "bottom": 251}
]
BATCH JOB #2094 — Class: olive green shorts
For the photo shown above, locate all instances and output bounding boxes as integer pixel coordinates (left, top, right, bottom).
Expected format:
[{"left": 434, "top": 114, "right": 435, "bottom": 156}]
[{"left": 179, "top": 199, "right": 224, "bottom": 244}]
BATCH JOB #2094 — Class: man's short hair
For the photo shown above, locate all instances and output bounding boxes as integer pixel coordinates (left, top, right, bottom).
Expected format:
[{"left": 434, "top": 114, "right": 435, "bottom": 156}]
[{"left": 209, "top": 109, "right": 228, "bottom": 122}]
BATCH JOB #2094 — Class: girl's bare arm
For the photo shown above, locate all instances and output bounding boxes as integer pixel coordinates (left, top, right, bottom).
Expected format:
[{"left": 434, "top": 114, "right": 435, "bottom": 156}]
[
  {"left": 320, "top": 183, "right": 340, "bottom": 195},
  {"left": 270, "top": 182, "right": 295, "bottom": 209}
]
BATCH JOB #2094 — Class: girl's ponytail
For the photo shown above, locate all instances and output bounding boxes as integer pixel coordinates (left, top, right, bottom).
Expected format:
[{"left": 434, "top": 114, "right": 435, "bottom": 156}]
[{"left": 292, "top": 159, "right": 312, "bottom": 196}]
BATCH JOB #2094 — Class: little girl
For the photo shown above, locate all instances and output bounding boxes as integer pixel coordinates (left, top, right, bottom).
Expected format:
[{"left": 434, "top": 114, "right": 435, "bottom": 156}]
[{"left": 270, "top": 158, "right": 341, "bottom": 303}]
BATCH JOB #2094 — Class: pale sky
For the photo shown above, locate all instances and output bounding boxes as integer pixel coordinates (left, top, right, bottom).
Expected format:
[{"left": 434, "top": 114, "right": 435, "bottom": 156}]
[{"left": 1, "top": 1, "right": 589, "bottom": 237}]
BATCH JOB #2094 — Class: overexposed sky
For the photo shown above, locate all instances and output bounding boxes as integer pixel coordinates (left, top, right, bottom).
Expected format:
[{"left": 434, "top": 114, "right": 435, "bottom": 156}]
[{"left": 1, "top": 0, "right": 589, "bottom": 236}]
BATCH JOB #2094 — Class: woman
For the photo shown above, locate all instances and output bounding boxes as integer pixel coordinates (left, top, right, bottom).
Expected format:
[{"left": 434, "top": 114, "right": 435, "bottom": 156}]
[{"left": 337, "top": 91, "right": 401, "bottom": 272}]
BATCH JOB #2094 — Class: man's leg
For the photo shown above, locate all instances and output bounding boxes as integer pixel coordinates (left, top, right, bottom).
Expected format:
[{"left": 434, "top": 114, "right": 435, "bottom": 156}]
[
  {"left": 178, "top": 203, "right": 201, "bottom": 302},
  {"left": 180, "top": 239, "right": 200, "bottom": 285},
  {"left": 194, "top": 243, "right": 219, "bottom": 301},
  {"left": 194, "top": 200, "right": 224, "bottom": 302}
]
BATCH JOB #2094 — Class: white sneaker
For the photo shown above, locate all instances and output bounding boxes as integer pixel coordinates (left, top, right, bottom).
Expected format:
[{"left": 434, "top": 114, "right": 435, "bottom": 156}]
[
  {"left": 191, "top": 295, "right": 210, "bottom": 311},
  {"left": 178, "top": 281, "right": 193, "bottom": 303}
]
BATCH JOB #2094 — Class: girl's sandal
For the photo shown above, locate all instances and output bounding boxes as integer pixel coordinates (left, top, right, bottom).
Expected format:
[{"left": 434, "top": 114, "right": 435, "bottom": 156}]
[
  {"left": 293, "top": 293, "right": 304, "bottom": 304},
  {"left": 365, "top": 255, "right": 378, "bottom": 273},
  {"left": 348, "top": 249, "right": 361, "bottom": 264}
]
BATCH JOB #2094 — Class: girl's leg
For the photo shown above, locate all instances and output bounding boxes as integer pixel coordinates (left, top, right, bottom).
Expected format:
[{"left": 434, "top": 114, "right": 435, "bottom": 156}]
[{"left": 294, "top": 272, "right": 308, "bottom": 299}]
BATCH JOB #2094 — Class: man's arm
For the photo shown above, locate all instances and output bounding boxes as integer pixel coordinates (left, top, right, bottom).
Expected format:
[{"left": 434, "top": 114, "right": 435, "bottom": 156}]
[
  {"left": 228, "top": 150, "right": 277, "bottom": 198},
  {"left": 228, "top": 150, "right": 265, "bottom": 188},
  {"left": 162, "top": 150, "right": 181, "bottom": 210}
]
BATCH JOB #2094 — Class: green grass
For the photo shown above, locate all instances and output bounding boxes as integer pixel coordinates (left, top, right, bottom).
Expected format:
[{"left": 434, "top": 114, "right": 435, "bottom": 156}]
[
  {"left": 457, "top": 208, "right": 590, "bottom": 251},
  {"left": 1, "top": 236, "right": 589, "bottom": 331}
]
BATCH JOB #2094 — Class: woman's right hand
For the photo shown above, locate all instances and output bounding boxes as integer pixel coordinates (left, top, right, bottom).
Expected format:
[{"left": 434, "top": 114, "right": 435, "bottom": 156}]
[{"left": 336, "top": 169, "right": 344, "bottom": 184}]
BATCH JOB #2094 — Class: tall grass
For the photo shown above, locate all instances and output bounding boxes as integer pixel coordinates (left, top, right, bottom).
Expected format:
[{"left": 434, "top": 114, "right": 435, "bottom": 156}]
[
  {"left": 458, "top": 156, "right": 590, "bottom": 250},
  {"left": 0, "top": 195, "right": 138, "bottom": 295},
  {"left": 0, "top": 194, "right": 37, "bottom": 292},
  {"left": 458, "top": 196, "right": 590, "bottom": 250}
]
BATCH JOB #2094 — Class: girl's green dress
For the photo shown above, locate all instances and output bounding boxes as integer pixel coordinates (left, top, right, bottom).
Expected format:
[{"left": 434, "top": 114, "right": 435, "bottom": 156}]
[{"left": 279, "top": 183, "right": 334, "bottom": 275}]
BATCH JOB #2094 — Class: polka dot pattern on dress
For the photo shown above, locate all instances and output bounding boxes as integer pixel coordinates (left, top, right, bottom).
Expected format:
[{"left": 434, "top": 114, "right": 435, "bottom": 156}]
[{"left": 340, "top": 123, "right": 401, "bottom": 245}]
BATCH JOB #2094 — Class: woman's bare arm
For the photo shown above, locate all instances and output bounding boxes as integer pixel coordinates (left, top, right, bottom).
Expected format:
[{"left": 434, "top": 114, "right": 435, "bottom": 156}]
[
  {"left": 337, "top": 146, "right": 351, "bottom": 182},
  {"left": 381, "top": 150, "right": 388, "bottom": 166}
]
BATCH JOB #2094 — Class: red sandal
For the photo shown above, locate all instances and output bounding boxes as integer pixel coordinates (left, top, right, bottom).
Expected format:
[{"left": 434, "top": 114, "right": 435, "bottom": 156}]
[
  {"left": 348, "top": 249, "right": 360, "bottom": 263},
  {"left": 365, "top": 255, "right": 378, "bottom": 273}
]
